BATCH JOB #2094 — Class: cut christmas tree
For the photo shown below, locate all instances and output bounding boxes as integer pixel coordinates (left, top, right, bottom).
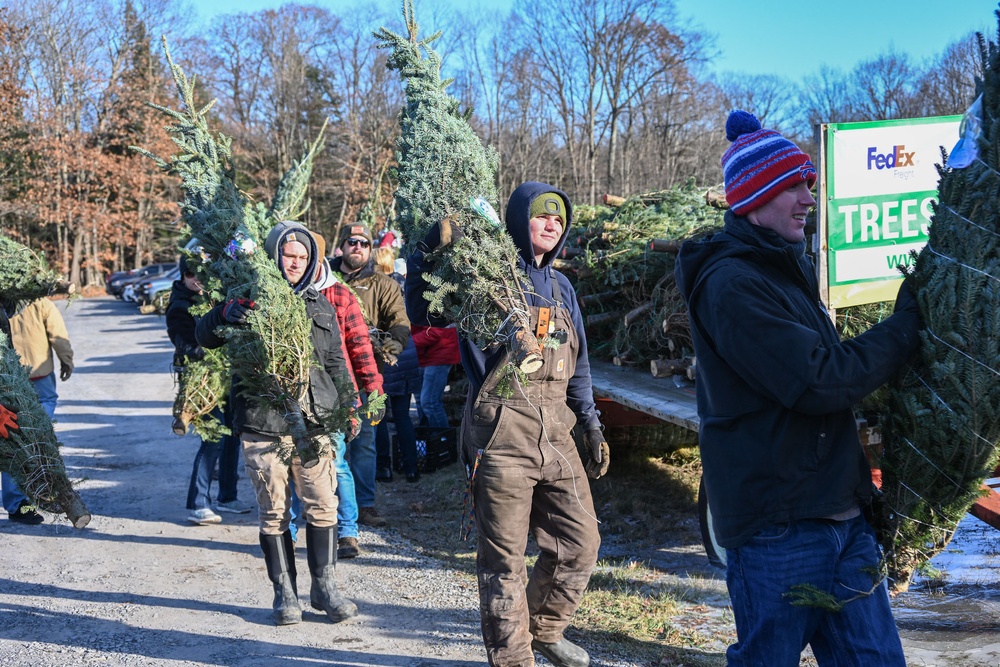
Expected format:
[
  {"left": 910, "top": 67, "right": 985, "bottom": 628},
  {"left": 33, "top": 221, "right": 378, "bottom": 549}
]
[
  {"left": 875, "top": 24, "right": 1000, "bottom": 592},
  {"left": 375, "top": 0, "right": 543, "bottom": 374},
  {"left": 133, "top": 40, "right": 356, "bottom": 466}
]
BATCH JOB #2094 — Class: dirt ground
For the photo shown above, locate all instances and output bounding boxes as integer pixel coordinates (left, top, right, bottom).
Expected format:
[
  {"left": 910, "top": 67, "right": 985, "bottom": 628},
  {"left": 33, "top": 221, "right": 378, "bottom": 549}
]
[{"left": 2, "top": 295, "right": 1000, "bottom": 667}]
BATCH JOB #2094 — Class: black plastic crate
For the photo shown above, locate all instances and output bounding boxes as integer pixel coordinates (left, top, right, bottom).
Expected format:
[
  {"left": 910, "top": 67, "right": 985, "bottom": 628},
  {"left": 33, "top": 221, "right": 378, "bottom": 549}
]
[{"left": 393, "top": 426, "right": 458, "bottom": 473}]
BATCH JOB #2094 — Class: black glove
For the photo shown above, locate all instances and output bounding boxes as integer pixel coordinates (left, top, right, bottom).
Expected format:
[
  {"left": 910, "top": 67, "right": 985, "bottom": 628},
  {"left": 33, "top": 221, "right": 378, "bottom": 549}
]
[
  {"left": 222, "top": 298, "right": 257, "bottom": 325},
  {"left": 382, "top": 339, "right": 404, "bottom": 356},
  {"left": 583, "top": 427, "right": 610, "bottom": 479},
  {"left": 369, "top": 403, "right": 386, "bottom": 426},
  {"left": 893, "top": 277, "right": 918, "bottom": 315}
]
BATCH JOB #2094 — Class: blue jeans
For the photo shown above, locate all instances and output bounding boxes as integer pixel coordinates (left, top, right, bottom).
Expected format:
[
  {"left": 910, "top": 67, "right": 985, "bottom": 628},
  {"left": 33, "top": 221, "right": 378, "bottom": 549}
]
[
  {"left": 186, "top": 405, "right": 240, "bottom": 510},
  {"left": 725, "top": 514, "right": 905, "bottom": 666},
  {"left": 419, "top": 365, "right": 451, "bottom": 428},
  {"left": 32, "top": 372, "right": 58, "bottom": 419},
  {"left": 4, "top": 373, "right": 59, "bottom": 512},
  {"left": 333, "top": 433, "right": 357, "bottom": 539},
  {"left": 348, "top": 397, "right": 378, "bottom": 508}
]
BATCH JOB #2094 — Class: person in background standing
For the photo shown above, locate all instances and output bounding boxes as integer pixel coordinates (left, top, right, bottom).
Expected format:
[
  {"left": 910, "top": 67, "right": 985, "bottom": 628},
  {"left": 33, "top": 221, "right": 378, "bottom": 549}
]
[
  {"left": 331, "top": 223, "right": 410, "bottom": 528},
  {"left": 166, "top": 257, "right": 251, "bottom": 526},
  {"left": 310, "top": 230, "right": 385, "bottom": 559},
  {"left": 3, "top": 296, "right": 74, "bottom": 525}
]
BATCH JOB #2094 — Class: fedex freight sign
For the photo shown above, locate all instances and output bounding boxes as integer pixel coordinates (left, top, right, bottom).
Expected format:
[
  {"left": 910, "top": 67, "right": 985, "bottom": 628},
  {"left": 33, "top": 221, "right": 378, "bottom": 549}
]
[{"left": 823, "top": 115, "right": 960, "bottom": 308}]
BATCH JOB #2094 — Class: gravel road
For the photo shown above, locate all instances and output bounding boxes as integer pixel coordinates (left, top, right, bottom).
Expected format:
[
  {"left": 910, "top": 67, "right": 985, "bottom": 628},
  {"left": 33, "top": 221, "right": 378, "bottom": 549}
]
[{"left": 3, "top": 295, "right": 1000, "bottom": 667}]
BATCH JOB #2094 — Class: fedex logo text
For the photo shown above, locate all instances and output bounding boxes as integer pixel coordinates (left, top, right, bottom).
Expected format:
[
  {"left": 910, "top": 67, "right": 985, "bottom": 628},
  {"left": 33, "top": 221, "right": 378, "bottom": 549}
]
[{"left": 867, "top": 145, "right": 914, "bottom": 170}]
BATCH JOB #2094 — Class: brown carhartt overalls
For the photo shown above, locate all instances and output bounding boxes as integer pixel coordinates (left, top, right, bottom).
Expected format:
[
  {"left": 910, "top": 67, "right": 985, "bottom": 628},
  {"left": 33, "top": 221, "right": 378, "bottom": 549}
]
[{"left": 462, "top": 293, "right": 601, "bottom": 667}]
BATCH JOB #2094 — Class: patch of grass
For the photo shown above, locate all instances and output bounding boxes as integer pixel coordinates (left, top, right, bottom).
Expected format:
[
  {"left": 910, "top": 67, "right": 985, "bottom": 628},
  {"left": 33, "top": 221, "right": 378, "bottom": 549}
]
[{"left": 374, "top": 426, "right": 733, "bottom": 664}]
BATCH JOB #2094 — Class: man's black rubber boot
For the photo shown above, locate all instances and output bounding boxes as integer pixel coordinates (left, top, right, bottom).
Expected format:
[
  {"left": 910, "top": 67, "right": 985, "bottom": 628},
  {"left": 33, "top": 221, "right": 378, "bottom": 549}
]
[
  {"left": 306, "top": 524, "right": 359, "bottom": 623},
  {"left": 531, "top": 638, "right": 590, "bottom": 667},
  {"left": 259, "top": 531, "right": 302, "bottom": 625}
]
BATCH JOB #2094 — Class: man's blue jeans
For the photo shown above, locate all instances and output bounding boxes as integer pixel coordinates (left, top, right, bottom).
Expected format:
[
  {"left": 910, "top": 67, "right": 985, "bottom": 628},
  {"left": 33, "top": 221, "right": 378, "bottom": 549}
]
[
  {"left": 725, "top": 514, "right": 905, "bottom": 666},
  {"left": 419, "top": 364, "right": 451, "bottom": 428},
  {"left": 186, "top": 406, "right": 240, "bottom": 510},
  {"left": 4, "top": 373, "right": 59, "bottom": 513},
  {"left": 333, "top": 433, "right": 358, "bottom": 539},
  {"left": 348, "top": 397, "right": 377, "bottom": 508}
]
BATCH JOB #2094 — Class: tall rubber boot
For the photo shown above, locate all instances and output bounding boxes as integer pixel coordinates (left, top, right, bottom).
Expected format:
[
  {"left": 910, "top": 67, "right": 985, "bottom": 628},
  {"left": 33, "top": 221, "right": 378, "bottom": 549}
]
[
  {"left": 259, "top": 531, "right": 302, "bottom": 625},
  {"left": 306, "top": 524, "right": 359, "bottom": 623}
]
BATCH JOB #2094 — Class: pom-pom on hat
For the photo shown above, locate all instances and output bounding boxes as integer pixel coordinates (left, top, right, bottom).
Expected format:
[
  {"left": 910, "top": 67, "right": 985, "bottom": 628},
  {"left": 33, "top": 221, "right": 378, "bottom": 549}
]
[{"left": 722, "top": 110, "right": 816, "bottom": 216}]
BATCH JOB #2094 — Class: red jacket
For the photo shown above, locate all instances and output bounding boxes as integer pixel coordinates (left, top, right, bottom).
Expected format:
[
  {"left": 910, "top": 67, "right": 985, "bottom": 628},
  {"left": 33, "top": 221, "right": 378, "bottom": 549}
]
[
  {"left": 411, "top": 324, "right": 460, "bottom": 367},
  {"left": 315, "top": 265, "right": 383, "bottom": 395}
]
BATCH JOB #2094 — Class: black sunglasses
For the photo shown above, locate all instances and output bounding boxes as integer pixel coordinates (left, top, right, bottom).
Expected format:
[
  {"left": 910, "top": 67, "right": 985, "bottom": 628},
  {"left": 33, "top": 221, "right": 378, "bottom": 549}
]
[{"left": 345, "top": 238, "right": 371, "bottom": 249}]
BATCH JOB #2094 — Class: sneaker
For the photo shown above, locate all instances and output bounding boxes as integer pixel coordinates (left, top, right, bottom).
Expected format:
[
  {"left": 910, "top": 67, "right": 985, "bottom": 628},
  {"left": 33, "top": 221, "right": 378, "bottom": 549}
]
[
  {"left": 375, "top": 466, "right": 393, "bottom": 482},
  {"left": 9, "top": 501, "right": 44, "bottom": 525},
  {"left": 358, "top": 506, "right": 387, "bottom": 528},
  {"left": 406, "top": 471, "right": 420, "bottom": 483},
  {"left": 337, "top": 537, "right": 360, "bottom": 559},
  {"left": 215, "top": 499, "right": 253, "bottom": 514},
  {"left": 187, "top": 508, "right": 222, "bottom": 525}
]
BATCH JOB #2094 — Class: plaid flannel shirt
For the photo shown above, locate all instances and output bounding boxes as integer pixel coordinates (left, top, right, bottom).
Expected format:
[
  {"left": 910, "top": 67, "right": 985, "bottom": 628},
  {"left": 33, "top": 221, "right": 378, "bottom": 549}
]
[{"left": 318, "top": 282, "right": 383, "bottom": 396}]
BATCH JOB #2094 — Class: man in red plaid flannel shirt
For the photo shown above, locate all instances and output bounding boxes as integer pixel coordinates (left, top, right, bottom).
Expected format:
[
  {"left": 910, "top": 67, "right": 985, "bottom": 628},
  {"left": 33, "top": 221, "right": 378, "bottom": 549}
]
[{"left": 310, "top": 231, "right": 384, "bottom": 559}]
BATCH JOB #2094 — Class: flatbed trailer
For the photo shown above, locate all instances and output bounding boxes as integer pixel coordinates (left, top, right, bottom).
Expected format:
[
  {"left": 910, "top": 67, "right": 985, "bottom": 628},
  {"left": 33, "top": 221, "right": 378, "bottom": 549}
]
[{"left": 588, "top": 359, "right": 1000, "bottom": 564}]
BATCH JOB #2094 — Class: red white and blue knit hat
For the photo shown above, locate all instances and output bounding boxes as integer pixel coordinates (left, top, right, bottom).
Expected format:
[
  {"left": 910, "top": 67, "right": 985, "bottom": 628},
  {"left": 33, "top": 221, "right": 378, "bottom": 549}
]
[{"left": 722, "top": 110, "right": 816, "bottom": 216}]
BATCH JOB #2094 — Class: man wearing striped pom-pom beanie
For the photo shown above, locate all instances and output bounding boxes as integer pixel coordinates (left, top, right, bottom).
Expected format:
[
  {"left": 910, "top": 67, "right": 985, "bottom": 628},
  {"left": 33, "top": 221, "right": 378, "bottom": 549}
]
[{"left": 675, "top": 110, "right": 921, "bottom": 666}]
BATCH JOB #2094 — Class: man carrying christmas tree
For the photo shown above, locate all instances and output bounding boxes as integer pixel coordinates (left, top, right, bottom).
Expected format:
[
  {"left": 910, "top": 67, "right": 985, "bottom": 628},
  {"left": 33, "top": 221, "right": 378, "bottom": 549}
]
[
  {"left": 407, "top": 182, "right": 609, "bottom": 667},
  {"left": 675, "top": 110, "right": 921, "bottom": 665},
  {"left": 330, "top": 223, "right": 409, "bottom": 529},
  {"left": 196, "top": 220, "right": 358, "bottom": 626}
]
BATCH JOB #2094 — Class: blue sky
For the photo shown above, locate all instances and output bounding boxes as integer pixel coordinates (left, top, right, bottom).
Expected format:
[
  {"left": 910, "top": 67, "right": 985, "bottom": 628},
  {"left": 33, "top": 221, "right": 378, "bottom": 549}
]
[{"left": 195, "top": 0, "right": 998, "bottom": 82}]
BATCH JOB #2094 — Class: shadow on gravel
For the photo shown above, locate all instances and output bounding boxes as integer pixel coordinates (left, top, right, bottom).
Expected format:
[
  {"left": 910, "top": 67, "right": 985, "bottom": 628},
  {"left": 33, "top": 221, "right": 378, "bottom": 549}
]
[
  {"left": 73, "top": 350, "right": 174, "bottom": 373},
  {"left": 0, "top": 583, "right": 485, "bottom": 666}
]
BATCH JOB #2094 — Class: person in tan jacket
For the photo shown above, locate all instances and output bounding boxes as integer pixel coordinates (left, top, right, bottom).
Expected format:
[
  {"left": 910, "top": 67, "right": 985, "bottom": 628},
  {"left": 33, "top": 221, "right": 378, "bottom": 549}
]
[
  {"left": 10, "top": 297, "right": 74, "bottom": 419},
  {"left": 3, "top": 297, "right": 73, "bottom": 524}
]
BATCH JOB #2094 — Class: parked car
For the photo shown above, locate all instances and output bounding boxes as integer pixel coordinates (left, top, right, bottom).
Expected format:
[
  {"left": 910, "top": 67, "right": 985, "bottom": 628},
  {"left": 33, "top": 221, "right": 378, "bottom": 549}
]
[
  {"left": 132, "top": 266, "right": 179, "bottom": 305},
  {"left": 135, "top": 268, "right": 180, "bottom": 309},
  {"left": 107, "top": 262, "right": 176, "bottom": 298}
]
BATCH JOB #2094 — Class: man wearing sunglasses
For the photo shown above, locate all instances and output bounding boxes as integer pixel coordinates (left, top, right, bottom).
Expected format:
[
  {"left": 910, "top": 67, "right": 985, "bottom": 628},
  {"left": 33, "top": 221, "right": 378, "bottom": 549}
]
[{"left": 330, "top": 223, "right": 410, "bottom": 530}]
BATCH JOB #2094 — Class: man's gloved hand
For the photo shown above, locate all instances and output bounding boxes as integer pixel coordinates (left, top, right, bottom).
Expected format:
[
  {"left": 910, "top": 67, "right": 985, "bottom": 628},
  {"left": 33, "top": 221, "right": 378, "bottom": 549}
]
[
  {"left": 894, "top": 276, "right": 918, "bottom": 315},
  {"left": 583, "top": 427, "right": 610, "bottom": 479},
  {"left": 0, "top": 405, "right": 19, "bottom": 438},
  {"left": 222, "top": 298, "right": 257, "bottom": 325},
  {"left": 382, "top": 339, "right": 404, "bottom": 356},
  {"left": 346, "top": 417, "right": 361, "bottom": 442},
  {"left": 59, "top": 362, "right": 73, "bottom": 381},
  {"left": 368, "top": 403, "right": 386, "bottom": 426},
  {"left": 188, "top": 346, "right": 206, "bottom": 362}
]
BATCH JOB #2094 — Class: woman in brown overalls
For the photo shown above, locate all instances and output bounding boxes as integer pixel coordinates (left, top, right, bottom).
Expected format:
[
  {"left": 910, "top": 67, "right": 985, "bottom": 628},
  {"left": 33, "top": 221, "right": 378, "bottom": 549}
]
[{"left": 407, "top": 182, "right": 610, "bottom": 667}]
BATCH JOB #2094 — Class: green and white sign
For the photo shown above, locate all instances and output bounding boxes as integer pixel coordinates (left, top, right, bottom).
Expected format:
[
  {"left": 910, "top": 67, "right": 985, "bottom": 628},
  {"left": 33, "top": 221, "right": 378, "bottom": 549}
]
[{"left": 823, "top": 115, "right": 960, "bottom": 308}]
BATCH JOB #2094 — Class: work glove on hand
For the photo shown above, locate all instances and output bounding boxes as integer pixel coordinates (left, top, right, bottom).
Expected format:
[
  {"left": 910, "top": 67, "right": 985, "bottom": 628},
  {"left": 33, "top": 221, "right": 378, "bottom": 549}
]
[
  {"left": 59, "top": 362, "right": 73, "bottom": 381},
  {"left": 894, "top": 276, "right": 918, "bottom": 315},
  {"left": 368, "top": 403, "right": 386, "bottom": 426},
  {"left": 382, "top": 339, "right": 404, "bottom": 356},
  {"left": 222, "top": 298, "right": 257, "bottom": 325},
  {"left": 346, "top": 417, "right": 361, "bottom": 442},
  {"left": 0, "top": 405, "right": 19, "bottom": 438},
  {"left": 188, "top": 346, "right": 206, "bottom": 362},
  {"left": 583, "top": 427, "right": 610, "bottom": 479}
]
